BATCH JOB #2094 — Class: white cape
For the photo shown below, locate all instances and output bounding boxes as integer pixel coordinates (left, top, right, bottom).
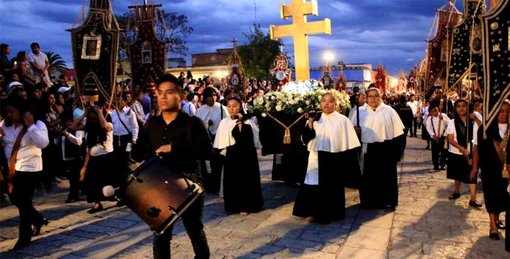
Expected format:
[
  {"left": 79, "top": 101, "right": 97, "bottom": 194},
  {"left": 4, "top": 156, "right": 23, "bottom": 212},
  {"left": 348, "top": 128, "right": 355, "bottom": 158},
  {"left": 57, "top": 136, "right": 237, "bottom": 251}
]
[
  {"left": 213, "top": 117, "right": 261, "bottom": 151},
  {"left": 304, "top": 112, "right": 361, "bottom": 185},
  {"left": 351, "top": 103, "right": 404, "bottom": 144}
]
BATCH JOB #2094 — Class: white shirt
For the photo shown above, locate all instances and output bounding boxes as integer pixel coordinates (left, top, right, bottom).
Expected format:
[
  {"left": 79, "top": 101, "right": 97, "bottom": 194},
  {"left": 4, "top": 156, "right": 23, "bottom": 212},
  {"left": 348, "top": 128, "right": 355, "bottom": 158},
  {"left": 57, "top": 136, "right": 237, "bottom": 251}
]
[
  {"left": 131, "top": 100, "right": 146, "bottom": 124},
  {"left": 426, "top": 113, "right": 450, "bottom": 138},
  {"left": 196, "top": 103, "right": 228, "bottom": 135},
  {"left": 89, "top": 122, "right": 114, "bottom": 157},
  {"left": 421, "top": 106, "right": 429, "bottom": 123},
  {"left": 110, "top": 106, "right": 139, "bottom": 142},
  {"left": 472, "top": 123, "right": 507, "bottom": 146},
  {"left": 351, "top": 104, "right": 405, "bottom": 143},
  {"left": 28, "top": 52, "right": 48, "bottom": 76},
  {"left": 407, "top": 100, "right": 419, "bottom": 117},
  {"left": 1, "top": 120, "right": 49, "bottom": 172},
  {"left": 182, "top": 102, "right": 197, "bottom": 116},
  {"left": 447, "top": 119, "right": 473, "bottom": 155},
  {"left": 61, "top": 130, "right": 84, "bottom": 161}
]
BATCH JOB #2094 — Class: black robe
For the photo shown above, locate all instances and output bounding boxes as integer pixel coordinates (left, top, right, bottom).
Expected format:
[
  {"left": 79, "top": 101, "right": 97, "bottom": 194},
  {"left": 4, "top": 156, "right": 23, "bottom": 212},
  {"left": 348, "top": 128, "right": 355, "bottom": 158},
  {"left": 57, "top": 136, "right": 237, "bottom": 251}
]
[
  {"left": 360, "top": 137, "right": 401, "bottom": 209},
  {"left": 292, "top": 125, "right": 360, "bottom": 223},
  {"left": 223, "top": 124, "right": 264, "bottom": 213},
  {"left": 477, "top": 124, "right": 509, "bottom": 214}
]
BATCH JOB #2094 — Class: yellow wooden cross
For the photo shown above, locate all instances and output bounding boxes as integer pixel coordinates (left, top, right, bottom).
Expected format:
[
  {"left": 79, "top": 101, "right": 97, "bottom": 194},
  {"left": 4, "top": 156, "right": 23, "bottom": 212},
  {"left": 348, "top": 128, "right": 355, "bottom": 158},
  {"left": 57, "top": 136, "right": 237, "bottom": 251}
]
[{"left": 270, "top": 0, "right": 331, "bottom": 81}]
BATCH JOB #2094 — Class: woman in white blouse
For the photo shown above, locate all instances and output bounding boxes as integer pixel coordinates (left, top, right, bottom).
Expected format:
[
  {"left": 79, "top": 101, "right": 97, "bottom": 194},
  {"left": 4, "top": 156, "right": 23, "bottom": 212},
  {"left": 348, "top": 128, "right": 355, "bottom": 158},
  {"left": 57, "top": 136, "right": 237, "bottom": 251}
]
[
  {"left": 446, "top": 99, "right": 481, "bottom": 207},
  {"left": 1, "top": 95, "right": 49, "bottom": 250},
  {"left": 81, "top": 105, "right": 114, "bottom": 214}
]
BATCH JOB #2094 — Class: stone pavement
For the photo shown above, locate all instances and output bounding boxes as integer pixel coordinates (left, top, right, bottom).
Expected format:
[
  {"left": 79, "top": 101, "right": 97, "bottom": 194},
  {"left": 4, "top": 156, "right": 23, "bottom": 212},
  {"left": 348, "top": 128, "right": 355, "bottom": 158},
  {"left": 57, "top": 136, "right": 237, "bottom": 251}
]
[{"left": 0, "top": 137, "right": 508, "bottom": 258}]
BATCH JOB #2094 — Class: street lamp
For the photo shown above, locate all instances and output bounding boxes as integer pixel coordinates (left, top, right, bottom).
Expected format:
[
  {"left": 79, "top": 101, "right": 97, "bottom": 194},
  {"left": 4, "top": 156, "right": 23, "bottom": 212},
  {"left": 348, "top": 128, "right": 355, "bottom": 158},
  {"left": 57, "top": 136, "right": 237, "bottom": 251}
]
[{"left": 323, "top": 51, "right": 334, "bottom": 73}]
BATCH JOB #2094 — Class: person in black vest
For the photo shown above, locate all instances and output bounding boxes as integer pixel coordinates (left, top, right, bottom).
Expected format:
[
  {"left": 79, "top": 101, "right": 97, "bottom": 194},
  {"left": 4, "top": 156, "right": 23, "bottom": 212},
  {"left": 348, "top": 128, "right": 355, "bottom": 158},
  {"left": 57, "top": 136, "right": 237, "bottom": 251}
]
[
  {"left": 57, "top": 111, "right": 85, "bottom": 203},
  {"left": 110, "top": 95, "right": 139, "bottom": 201},
  {"left": 425, "top": 104, "right": 450, "bottom": 170},
  {"left": 145, "top": 73, "right": 211, "bottom": 259}
]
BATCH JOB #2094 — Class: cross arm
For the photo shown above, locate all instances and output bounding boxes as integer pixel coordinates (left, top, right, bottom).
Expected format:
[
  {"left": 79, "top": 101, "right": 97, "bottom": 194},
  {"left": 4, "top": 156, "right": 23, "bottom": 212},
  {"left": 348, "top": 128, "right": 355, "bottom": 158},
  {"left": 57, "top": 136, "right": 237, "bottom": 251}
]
[{"left": 281, "top": 0, "right": 318, "bottom": 19}]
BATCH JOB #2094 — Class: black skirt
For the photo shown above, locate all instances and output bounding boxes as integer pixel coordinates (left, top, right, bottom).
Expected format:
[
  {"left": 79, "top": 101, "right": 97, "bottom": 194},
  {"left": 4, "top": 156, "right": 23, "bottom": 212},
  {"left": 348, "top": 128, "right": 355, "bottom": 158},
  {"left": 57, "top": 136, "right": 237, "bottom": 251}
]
[
  {"left": 447, "top": 153, "right": 475, "bottom": 184},
  {"left": 85, "top": 152, "right": 115, "bottom": 203}
]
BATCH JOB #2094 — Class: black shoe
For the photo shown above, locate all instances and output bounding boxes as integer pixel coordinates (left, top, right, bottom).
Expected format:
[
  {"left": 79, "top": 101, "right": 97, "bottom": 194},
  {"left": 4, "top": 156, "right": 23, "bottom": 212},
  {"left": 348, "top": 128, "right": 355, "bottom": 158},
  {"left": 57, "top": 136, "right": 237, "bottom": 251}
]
[
  {"left": 425, "top": 146, "right": 430, "bottom": 150},
  {"left": 65, "top": 197, "right": 82, "bottom": 204},
  {"left": 32, "top": 217, "right": 49, "bottom": 236},
  {"left": 433, "top": 166, "right": 440, "bottom": 171},
  {"left": 489, "top": 231, "right": 500, "bottom": 240},
  {"left": 469, "top": 200, "right": 482, "bottom": 208},
  {"left": 448, "top": 193, "right": 460, "bottom": 200},
  {"left": 440, "top": 166, "right": 446, "bottom": 170},
  {"left": 496, "top": 221, "right": 505, "bottom": 230},
  {"left": 87, "top": 204, "right": 104, "bottom": 214},
  {"left": 12, "top": 239, "right": 31, "bottom": 250}
]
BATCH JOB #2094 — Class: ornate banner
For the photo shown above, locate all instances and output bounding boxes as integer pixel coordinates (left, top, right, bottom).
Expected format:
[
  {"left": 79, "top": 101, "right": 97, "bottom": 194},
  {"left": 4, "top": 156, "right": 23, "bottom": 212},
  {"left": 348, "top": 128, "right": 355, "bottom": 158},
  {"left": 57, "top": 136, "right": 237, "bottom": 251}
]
[
  {"left": 228, "top": 38, "right": 245, "bottom": 90},
  {"left": 482, "top": 0, "right": 510, "bottom": 129},
  {"left": 68, "top": 0, "right": 119, "bottom": 102},
  {"left": 424, "top": 5, "right": 461, "bottom": 93},
  {"left": 446, "top": 0, "right": 486, "bottom": 91},
  {"left": 128, "top": 3, "right": 166, "bottom": 94}
]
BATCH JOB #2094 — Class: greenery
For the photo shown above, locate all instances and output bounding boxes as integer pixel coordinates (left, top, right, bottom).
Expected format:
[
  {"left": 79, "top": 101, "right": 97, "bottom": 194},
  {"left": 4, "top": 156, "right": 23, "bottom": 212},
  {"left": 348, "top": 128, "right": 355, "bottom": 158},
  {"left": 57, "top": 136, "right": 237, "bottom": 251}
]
[
  {"left": 238, "top": 24, "right": 284, "bottom": 80},
  {"left": 44, "top": 51, "right": 67, "bottom": 74}
]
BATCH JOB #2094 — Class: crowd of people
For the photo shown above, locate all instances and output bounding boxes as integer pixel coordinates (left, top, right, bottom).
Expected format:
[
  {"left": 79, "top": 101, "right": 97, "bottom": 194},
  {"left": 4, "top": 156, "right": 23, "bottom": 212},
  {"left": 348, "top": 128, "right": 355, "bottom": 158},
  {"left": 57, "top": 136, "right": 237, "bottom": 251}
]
[{"left": 1, "top": 42, "right": 509, "bottom": 255}]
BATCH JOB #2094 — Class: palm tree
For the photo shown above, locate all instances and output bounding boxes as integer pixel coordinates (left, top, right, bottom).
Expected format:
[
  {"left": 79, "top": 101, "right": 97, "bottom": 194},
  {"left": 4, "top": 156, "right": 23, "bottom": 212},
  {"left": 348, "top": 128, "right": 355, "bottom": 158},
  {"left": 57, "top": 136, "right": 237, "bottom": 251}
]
[{"left": 45, "top": 51, "right": 68, "bottom": 74}]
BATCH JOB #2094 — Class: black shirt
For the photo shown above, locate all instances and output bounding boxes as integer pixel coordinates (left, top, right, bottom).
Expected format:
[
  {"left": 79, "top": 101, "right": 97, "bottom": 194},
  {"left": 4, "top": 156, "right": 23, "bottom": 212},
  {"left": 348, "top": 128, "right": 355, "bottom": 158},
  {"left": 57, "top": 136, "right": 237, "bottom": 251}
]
[
  {"left": 145, "top": 111, "right": 212, "bottom": 184},
  {"left": 394, "top": 104, "right": 414, "bottom": 128}
]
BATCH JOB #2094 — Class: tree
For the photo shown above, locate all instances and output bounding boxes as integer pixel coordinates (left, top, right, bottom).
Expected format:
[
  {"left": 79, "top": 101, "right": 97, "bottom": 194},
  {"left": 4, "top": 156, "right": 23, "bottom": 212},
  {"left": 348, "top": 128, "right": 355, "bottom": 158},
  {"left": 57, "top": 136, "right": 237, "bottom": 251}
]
[
  {"left": 155, "top": 10, "right": 193, "bottom": 56},
  {"left": 238, "top": 24, "right": 284, "bottom": 79},
  {"left": 44, "top": 51, "right": 67, "bottom": 74},
  {"left": 116, "top": 10, "right": 193, "bottom": 59}
]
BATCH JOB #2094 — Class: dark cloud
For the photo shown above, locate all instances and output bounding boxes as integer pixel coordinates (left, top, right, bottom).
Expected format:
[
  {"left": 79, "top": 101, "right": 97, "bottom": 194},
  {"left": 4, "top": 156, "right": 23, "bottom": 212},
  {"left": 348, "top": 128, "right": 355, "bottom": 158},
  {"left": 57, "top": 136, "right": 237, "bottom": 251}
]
[{"left": 0, "top": 0, "right": 476, "bottom": 75}]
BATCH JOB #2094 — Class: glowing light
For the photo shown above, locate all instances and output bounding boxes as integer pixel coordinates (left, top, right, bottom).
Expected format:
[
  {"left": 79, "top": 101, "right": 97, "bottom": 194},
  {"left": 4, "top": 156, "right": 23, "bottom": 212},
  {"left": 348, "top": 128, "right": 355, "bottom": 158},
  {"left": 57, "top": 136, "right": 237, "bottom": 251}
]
[{"left": 323, "top": 51, "right": 335, "bottom": 62}]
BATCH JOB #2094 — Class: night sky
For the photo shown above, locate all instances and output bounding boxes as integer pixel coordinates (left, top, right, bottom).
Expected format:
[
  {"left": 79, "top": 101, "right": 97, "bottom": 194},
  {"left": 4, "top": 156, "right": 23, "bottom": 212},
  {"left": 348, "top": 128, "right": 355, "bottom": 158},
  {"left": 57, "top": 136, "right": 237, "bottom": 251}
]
[{"left": 0, "top": 0, "right": 480, "bottom": 75}]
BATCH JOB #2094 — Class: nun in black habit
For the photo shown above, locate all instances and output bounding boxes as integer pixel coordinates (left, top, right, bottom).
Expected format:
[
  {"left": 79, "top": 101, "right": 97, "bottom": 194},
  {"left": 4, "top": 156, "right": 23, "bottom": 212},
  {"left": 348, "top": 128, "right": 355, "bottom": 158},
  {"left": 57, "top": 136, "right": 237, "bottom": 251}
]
[
  {"left": 351, "top": 87, "right": 405, "bottom": 210},
  {"left": 292, "top": 93, "right": 361, "bottom": 224},
  {"left": 213, "top": 97, "right": 263, "bottom": 216}
]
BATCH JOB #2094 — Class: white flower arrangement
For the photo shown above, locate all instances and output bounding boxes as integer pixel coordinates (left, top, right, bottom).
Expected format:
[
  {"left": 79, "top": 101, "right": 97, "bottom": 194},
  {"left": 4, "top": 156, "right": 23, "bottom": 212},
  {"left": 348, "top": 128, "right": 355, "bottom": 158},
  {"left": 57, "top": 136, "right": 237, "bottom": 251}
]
[{"left": 254, "top": 80, "right": 351, "bottom": 115}]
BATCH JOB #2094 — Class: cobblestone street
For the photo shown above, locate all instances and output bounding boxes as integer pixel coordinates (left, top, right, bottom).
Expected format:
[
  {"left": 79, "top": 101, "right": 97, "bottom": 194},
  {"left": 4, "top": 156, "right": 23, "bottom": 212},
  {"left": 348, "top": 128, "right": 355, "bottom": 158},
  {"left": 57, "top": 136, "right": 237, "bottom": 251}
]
[{"left": 0, "top": 137, "right": 508, "bottom": 258}]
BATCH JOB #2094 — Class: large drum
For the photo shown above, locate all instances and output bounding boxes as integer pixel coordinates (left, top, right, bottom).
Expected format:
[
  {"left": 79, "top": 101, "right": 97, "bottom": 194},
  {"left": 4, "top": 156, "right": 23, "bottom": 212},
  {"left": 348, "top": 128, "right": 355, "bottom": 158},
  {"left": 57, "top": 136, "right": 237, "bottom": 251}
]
[{"left": 122, "top": 156, "right": 203, "bottom": 235}]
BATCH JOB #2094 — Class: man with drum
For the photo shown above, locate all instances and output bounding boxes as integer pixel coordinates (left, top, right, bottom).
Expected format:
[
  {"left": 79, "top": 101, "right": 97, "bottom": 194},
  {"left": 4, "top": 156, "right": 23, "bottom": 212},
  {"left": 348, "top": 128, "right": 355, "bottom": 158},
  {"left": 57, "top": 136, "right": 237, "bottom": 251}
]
[{"left": 144, "top": 73, "right": 211, "bottom": 258}]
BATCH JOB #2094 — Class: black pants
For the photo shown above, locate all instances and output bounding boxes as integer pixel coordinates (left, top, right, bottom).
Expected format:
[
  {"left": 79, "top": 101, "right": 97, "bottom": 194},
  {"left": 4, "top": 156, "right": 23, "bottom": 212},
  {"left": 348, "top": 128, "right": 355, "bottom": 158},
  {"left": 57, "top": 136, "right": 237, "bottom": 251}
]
[
  {"left": 41, "top": 143, "right": 59, "bottom": 190},
  {"left": 410, "top": 118, "right": 418, "bottom": 137},
  {"left": 113, "top": 134, "right": 132, "bottom": 188},
  {"left": 201, "top": 150, "right": 224, "bottom": 195},
  {"left": 401, "top": 128, "right": 409, "bottom": 157},
  {"left": 62, "top": 159, "right": 82, "bottom": 200},
  {"left": 8, "top": 171, "right": 46, "bottom": 244},
  {"left": 153, "top": 194, "right": 210, "bottom": 259},
  {"left": 431, "top": 137, "right": 447, "bottom": 168}
]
